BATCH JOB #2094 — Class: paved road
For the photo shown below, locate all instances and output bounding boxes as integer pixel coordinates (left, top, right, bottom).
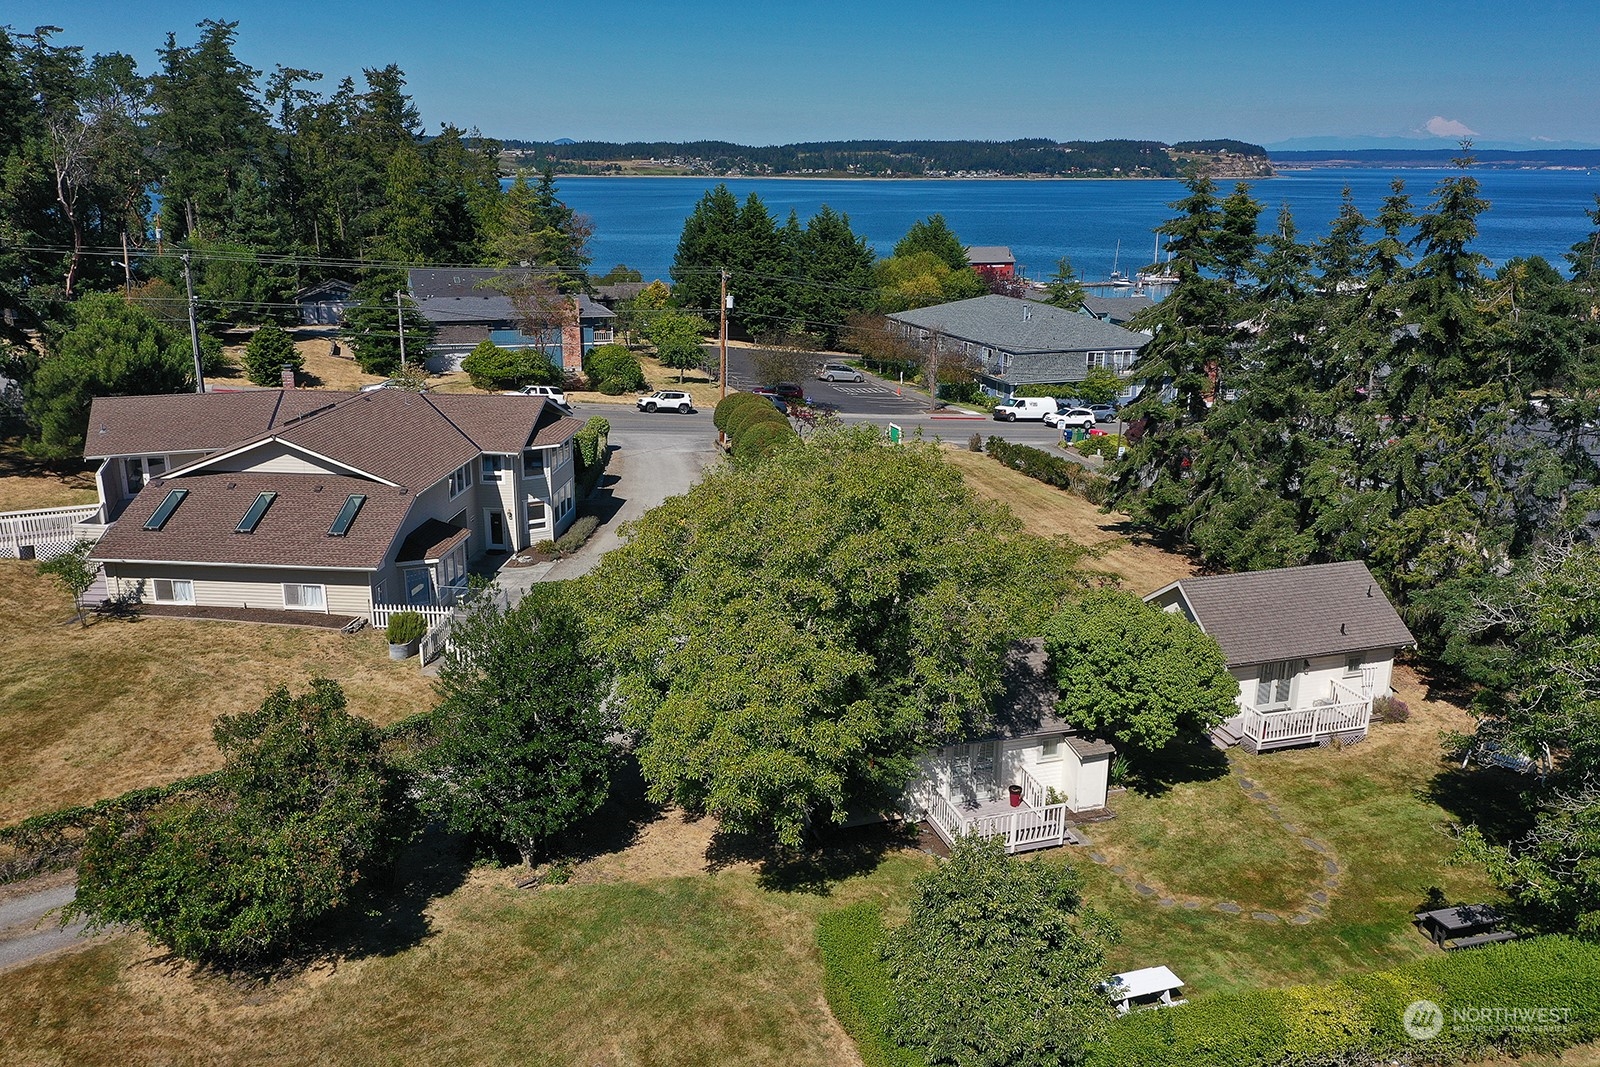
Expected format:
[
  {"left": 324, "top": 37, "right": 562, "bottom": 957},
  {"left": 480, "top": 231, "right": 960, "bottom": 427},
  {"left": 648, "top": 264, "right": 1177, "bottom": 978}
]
[{"left": 0, "top": 880, "right": 94, "bottom": 972}]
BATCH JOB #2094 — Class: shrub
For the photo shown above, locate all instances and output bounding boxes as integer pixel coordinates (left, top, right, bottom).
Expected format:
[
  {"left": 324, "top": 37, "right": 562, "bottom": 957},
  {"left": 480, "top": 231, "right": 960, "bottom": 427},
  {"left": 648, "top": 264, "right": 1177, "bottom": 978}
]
[
  {"left": 732, "top": 420, "right": 800, "bottom": 463},
  {"left": 585, "top": 343, "right": 646, "bottom": 392},
  {"left": 1372, "top": 695, "right": 1411, "bottom": 723},
  {"left": 461, "top": 339, "right": 561, "bottom": 391},
  {"left": 1075, "top": 433, "right": 1125, "bottom": 459},
  {"left": 817, "top": 903, "right": 928, "bottom": 1067},
  {"left": 574, "top": 416, "right": 611, "bottom": 469},
  {"left": 726, "top": 402, "right": 787, "bottom": 440},
  {"left": 967, "top": 432, "right": 984, "bottom": 452},
  {"left": 987, "top": 436, "right": 1105, "bottom": 497},
  {"left": 714, "top": 391, "right": 771, "bottom": 432},
  {"left": 532, "top": 539, "right": 556, "bottom": 555},
  {"left": 385, "top": 610, "right": 427, "bottom": 645},
  {"left": 241, "top": 324, "right": 304, "bottom": 386},
  {"left": 555, "top": 514, "right": 600, "bottom": 553}
]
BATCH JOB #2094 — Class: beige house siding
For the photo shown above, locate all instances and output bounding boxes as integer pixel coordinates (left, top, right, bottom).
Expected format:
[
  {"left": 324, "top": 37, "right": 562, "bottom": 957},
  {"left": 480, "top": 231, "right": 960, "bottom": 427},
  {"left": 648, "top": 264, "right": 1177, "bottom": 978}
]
[
  {"left": 202, "top": 441, "right": 362, "bottom": 478},
  {"left": 104, "top": 562, "right": 374, "bottom": 616},
  {"left": 95, "top": 452, "right": 211, "bottom": 519}
]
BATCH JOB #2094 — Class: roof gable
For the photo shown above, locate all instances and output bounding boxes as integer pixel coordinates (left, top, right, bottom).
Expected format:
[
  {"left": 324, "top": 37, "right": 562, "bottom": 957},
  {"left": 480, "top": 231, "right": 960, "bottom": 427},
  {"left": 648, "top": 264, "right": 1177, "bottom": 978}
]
[{"left": 1145, "top": 561, "right": 1416, "bottom": 668}]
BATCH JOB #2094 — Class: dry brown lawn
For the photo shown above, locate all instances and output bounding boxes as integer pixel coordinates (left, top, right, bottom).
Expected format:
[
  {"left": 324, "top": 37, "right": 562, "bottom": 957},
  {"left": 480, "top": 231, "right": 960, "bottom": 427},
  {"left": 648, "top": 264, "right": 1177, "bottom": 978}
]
[
  {"left": 0, "top": 474, "right": 98, "bottom": 512},
  {"left": 942, "top": 447, "right": 1196, "bottom": 592},
  {"left": 289, "top": 334, "right": 390, "bottom": 392},
  {"left": 0, "top": 561, "right": 437, "bottom": 824}
]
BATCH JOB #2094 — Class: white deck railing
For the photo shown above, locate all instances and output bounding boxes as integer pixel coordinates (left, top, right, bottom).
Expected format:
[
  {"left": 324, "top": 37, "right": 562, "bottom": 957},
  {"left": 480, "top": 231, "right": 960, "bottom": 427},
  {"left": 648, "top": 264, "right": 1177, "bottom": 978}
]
[
  {"left": 1242, "top": 692, "right": 1371, "bottom": 749},
  {"left": 0, "top": 505, "right": 101, "bottom": 559},
  {"left": 924, "top": 786, "right": 1071, "bottom": 854}
]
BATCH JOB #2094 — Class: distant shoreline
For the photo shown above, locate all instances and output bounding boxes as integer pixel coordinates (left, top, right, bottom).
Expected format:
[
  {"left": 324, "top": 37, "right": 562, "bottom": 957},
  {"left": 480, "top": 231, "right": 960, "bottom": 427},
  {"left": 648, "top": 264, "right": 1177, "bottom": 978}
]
[{"left": 548, "top": 172, "right": 1270, "bottom": 182}]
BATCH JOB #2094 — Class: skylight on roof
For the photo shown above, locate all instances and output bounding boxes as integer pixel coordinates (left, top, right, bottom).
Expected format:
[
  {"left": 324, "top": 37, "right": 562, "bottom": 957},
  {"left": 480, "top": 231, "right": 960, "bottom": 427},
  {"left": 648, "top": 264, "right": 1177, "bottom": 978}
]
[
  {"left": 142, "top": 488, "right": 189, "bottom": 531},
  {"left": 328, "top": 494, "right": 366, "bottom": 537},
  {"left": 235, "top": 491, "right": 277, "bottom": 534}
]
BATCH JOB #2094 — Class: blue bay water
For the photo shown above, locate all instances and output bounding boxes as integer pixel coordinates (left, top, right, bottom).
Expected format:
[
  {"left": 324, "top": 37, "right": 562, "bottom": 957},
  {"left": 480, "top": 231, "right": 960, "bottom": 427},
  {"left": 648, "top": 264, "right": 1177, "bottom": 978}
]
[{"left": 541, "top": 169, "right": 1600, "bottom": 284}]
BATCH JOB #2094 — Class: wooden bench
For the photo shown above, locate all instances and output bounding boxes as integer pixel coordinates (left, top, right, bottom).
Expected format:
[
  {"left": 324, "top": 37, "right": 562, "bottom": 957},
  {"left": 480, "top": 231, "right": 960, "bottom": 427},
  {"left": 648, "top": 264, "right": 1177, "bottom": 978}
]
[{"left": 1443, "top": 930, "right": 1520, "bottom": 951}]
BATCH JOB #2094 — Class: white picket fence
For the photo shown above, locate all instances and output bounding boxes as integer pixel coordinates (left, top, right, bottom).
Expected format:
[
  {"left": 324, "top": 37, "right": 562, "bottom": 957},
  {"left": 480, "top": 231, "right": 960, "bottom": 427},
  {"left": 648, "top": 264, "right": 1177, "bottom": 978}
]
[
  {"left": 371, "top": 602, "right": 457, "bottom": 630},
  {"left": 0, "top": 505, "right": 101, "bottom": 560}
]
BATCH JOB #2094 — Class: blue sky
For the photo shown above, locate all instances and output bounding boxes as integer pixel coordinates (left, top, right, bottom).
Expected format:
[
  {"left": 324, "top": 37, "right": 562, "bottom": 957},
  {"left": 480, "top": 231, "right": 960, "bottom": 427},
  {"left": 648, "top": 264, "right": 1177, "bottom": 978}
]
[{"left": 17, "top": 1, "right": 1600, "bottom": 147}]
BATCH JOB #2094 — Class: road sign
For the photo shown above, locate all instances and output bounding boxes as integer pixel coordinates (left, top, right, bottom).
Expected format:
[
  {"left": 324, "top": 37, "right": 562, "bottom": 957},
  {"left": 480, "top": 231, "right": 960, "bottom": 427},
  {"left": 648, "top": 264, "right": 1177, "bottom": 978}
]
[{"left": 887, "top": 423, "right": 902, "bottom": 444}]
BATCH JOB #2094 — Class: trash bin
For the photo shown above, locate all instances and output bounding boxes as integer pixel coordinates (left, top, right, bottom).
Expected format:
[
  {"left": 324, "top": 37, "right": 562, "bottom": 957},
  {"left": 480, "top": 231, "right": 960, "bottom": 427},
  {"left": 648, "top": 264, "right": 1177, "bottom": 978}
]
[
  {"left": 1071, "top": 428, "right": 1087, "bottom": 443},
  {"left": 1008, "top": 785, "right": 1023, "bottom": 808}
]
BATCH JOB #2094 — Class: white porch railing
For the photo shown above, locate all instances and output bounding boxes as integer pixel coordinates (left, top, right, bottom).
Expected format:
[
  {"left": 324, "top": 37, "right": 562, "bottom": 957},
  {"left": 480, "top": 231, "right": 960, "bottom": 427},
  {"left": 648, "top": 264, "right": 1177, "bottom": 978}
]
[
  {"left": 1241, "top": 690, "right": 1371, "bottom": 750},
  {"left": 924, "top": 787, "right": 1072, "bottom": 854},
  {"left": 0, "top": 505, "right": 100, "bottom": 560},
  {"left": 1018, "top": 764, "right": 1048, "bottom": 810}
]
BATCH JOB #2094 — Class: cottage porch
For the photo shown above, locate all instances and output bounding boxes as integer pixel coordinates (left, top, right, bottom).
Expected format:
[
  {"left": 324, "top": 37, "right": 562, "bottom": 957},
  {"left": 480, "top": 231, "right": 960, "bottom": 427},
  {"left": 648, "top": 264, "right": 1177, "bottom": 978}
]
[
  {"left": 1219, "top": 678, "right": 1373, "bottom": 753},
  {"left": 921, "top": 765, "right": 1086, "bottom": 854}
]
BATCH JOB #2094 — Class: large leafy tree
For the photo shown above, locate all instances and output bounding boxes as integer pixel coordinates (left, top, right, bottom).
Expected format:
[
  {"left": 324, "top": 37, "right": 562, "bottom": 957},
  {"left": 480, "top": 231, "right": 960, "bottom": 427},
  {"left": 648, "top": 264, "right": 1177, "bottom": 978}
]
[
  {"left": 418, "top": 587, "right": 614, "bottom": 866},
  {"left": 583, "top": 425, "right": 1088, "bottom": 846},
  {"left": 892, "top": 214, "right": 970, "bottom": 272},
  {"left": 647, "top": 309, "right": 712, "bottom": 382},
  {"left": 884, "top": 835, "right": 1115, "bottom": 1067},
  {"left": 791, "top": 205, "right": 876, "bottom": 347},
  {"left": 24, "top": 292, "right": 193, "bottom": 461},
  {"left": 68, "top": 679, "right": 413, "bottom": 965},
  {"left": 340, "top": 271, "right": 434, "bottom": 376},
  {"left": 1045, "top": 590, "right": 1237, "bottom": 752}
]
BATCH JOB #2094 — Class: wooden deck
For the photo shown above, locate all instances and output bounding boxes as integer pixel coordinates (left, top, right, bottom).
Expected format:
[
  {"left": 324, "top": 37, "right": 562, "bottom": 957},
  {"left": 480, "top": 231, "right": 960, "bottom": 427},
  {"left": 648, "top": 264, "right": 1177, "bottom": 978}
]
[{"left": 924, "top": 790, "right": 1085, "bottom": 854}]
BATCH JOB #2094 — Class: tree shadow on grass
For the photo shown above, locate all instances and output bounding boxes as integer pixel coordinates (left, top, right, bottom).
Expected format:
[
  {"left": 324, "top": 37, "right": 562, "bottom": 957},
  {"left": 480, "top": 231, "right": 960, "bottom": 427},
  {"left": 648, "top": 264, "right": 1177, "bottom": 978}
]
[
  {"left": 1421, "top": 764, "right": 1538, "bottom": 847},
  {"left": 1120, "top": 733, "right": 1232, "bottom": 799},
  {"left": 704, "top": 820, "right": 922, "bottom": 896},
  {"left": 559, "top": 757, "right": 666, "bottom": 865}
]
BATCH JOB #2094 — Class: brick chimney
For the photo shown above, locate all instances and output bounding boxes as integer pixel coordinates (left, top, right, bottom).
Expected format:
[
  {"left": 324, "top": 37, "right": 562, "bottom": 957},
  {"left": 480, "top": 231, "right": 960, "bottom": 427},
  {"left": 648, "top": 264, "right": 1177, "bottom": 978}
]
[
  {"left": 280, "top": 364, "right": 296, "bottom": 389},
  {"left": 561, "top": 297, "right": 584, "bottom": 374}
]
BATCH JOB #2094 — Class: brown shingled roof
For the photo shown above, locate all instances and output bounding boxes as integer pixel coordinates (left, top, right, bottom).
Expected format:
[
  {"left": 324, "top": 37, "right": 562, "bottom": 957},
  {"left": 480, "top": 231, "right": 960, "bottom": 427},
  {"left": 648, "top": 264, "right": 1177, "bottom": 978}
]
[
  {"left": 92, "top": 472, "right": 414, "bottom": 570},
  {"left": 85, "top": 391, "right": 357, "bottom": 458},
  {"left": 1152, "top": 561, "right": 1416, "bottom": 668},
  {"left": 426, "top": 393, "right": 554, "bottom": 453}
]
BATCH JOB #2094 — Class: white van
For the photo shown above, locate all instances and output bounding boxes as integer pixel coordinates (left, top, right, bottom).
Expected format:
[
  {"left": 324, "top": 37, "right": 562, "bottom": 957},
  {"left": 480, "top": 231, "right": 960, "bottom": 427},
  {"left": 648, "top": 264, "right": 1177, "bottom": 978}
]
[{"left": 992, "top": 396, "right": 1058, "bottom": 422}]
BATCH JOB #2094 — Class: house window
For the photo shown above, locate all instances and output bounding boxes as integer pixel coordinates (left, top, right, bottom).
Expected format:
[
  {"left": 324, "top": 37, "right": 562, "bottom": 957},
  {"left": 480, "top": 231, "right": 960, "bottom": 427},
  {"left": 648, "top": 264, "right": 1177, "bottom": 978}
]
[
  {"left": 402, "top": 567, "right": 432, "bottom": 606},
  {"left": 523, "top": 449, "right": 544, "bottom": 475},
  {"left": 151, "top": 578, "right": 194, "bottom": 605},
  {"left": 1039, "top": 737, "right": 1063, "bottom": 762},
  {"left": 529, "top": 499, "right": 547, "bottom": 529},
  {"left": 448, "top": 463, "right": 473, "bottom": 498},
  {"left": 1345, "top": 654, "right": 1364, "bottom": 675},
  {"left": 482, "top": 455, "right": 507, "bottom": 482},
  {"left": 282, "top": 583, "right": 327, "bottom": 611},
  {"left": 1255, "top": 660, "right": 1295, "bottom": 708}
]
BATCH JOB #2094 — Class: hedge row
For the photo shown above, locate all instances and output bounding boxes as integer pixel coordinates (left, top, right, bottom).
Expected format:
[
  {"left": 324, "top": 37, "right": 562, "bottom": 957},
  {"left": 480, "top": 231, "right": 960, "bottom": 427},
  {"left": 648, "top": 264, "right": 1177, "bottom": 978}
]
[
  {"left": 986, "top": 436, "right": 1108, "bottom": 502},
  {"left": 714, "top": 392, "right": 800, "bottom": 462},
  {"left": 815, "top": 903, "right": 928, "bottom": 1067},
  {"left": 1089, "top": 935, "right": 1600, "bottom": 1067},
  {"left": 574, "top": 415, "right": 611, "bottom": 494}
]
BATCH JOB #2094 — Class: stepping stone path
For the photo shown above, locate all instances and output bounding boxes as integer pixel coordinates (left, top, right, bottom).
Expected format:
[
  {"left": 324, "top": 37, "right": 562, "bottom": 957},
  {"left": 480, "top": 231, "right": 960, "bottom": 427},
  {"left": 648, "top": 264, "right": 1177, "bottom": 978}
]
[{"left": 1085, "top": 758, "right": 1345, "bottom": 924}]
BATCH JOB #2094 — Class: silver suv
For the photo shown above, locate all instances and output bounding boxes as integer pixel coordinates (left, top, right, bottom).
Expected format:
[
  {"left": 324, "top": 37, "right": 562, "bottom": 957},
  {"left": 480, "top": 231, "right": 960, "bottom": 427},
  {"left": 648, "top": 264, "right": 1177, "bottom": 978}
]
[{"left": 817, "top": 363, "right": 864, "bottom": 383}]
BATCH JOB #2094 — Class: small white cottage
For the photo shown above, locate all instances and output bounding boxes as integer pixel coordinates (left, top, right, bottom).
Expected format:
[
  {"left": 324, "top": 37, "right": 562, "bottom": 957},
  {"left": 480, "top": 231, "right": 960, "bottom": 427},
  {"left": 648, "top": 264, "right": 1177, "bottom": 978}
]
[
  {"left": 906, "top": 639, "right": 1114, "bottom": 854},
  {"left": 1144, "top": 561, "right": 1416, "bottom": 752}
]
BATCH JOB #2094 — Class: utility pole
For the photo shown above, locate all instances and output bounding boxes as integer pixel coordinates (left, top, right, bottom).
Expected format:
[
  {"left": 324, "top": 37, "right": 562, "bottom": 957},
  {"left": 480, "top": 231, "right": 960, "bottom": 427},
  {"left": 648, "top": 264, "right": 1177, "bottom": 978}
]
[
  {"left": 180, "top": 251, "right": 205, "bottom": 393},
  {"left": 927, "top": 331, "right": 940, "bottom": 415},
  {"left": 719, "top": 269, "right": 729, "bottom": 402},
  {"left": 395, "top": 290, "right": 407, "bottom": 371}
]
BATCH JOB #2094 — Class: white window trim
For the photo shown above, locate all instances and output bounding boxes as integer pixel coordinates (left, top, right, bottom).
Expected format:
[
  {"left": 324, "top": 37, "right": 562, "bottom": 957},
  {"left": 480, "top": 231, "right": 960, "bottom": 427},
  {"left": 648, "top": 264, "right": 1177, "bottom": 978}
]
[
  {"left": 151, "top": 577, "right": 194, "bottom": 605},
  {"left": 448, "top": 463, "right": 474, "bottom": 499},
  {"left": 1038, "top": 737, "right": 1064, "bottom": 763},
  {"left": 282, "top": 582, "right": 327, "bottom": 612}
]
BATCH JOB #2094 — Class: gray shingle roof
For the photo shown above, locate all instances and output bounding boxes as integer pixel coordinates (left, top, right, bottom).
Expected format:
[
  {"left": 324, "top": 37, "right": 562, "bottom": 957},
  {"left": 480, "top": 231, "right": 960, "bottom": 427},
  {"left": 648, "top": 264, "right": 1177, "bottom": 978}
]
[
  {"left": 1148, "top": 561, "right": 1416, "bottom": 668},
  {"left": 1079, "top": 294, "right": 1155, "bottom": 323},
  {"left": 407, "top": 268, "right": 612, "bottom": 327},
  {"left": 979, "top": 638, "right": 1115, "bottom": 753},
  {"left": 888, "top": 295, "right": 1148, "bottom": 356},
  {"left": 965, "top": 245, "right": 1015, "bottom": 265}
]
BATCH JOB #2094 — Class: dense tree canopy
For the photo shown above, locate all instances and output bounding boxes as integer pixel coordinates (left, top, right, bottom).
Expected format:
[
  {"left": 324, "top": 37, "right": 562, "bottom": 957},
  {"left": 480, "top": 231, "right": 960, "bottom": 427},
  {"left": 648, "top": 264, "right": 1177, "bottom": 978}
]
[
  {"left": 583, "top": 425, "right": 1089, "bottom": 846},
  {"left": 1045, "top": 591, "right": 1238, "bottom": 752},
  {"left": 884, "top": 835, "right": 1115, "bottom": 1067},
  {"left": 68, "top": 679, "right": 411, "bottom": 965}
]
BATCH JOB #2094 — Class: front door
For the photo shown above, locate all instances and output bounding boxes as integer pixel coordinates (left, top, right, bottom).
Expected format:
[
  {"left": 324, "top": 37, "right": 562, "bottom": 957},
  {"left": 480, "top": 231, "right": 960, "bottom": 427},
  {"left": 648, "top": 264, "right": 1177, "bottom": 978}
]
[{"left": 484, "top": 508, "right": 508, "bottom": 551}]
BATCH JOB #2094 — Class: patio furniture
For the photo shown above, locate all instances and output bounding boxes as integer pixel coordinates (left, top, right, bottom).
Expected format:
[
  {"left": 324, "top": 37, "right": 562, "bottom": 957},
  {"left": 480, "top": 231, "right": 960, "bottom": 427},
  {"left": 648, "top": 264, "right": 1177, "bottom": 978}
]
[
  {"left": 1102, "top": 965, "right": 1186, "bottom": 1014},
  {"left": 1415, "top": 904, "right": 1510, "bottom": 948}
]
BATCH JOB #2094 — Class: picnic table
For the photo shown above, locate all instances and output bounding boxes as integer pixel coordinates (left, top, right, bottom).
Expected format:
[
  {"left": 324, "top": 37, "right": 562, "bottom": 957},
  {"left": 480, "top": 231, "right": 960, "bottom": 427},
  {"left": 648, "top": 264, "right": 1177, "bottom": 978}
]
[
  {"left": 1103, "top": 965, "right": 1186, "bottom": 1014},
  {"left": 1414, "top": 904, "right": 1518, "bottom": 950}
]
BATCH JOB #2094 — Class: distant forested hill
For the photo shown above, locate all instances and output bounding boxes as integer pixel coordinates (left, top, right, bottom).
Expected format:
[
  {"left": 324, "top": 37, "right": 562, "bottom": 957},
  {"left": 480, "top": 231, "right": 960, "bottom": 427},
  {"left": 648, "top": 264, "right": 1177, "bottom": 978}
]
[
  {"left": 1271, "top": 148, "right": 1600, "bottom": 169},
  {"left": 498, "top": 138, "right": 1271, "bottom": 178}
]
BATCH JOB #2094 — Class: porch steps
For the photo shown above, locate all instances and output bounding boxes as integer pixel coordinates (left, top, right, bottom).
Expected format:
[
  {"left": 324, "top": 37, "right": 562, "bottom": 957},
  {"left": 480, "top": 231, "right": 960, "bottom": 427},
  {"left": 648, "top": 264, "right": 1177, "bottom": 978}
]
[{"left": 1209, "top": 723, "right": 1243, "bottom": 751}]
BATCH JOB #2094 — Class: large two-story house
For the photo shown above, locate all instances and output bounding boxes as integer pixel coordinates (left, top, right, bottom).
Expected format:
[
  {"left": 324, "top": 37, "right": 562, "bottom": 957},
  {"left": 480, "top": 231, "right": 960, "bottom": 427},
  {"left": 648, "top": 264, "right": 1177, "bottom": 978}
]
[
  {"left": 408, "top": 267, "right": 615, "bottom": 376},
  {"left": 81, "top": 388, "right": 581, "bottom": 620}
]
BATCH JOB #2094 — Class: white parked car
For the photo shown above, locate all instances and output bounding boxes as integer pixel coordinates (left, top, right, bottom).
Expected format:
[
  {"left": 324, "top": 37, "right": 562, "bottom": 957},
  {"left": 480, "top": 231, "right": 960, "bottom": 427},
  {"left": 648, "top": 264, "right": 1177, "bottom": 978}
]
[
  {"left": 817, "top": 363, "right": 864, "bottom": 383},
  {"left": 637, "top": 390, "right": 695, "bottom": 413},
  {"left": 1044, "top": 407, "right": 1096, "bottom": 430},
  {"left": 503, "top": 384, "right": 569, "bottom": 408}
]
